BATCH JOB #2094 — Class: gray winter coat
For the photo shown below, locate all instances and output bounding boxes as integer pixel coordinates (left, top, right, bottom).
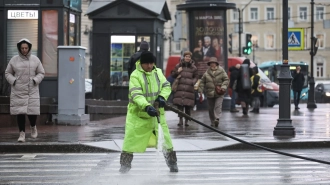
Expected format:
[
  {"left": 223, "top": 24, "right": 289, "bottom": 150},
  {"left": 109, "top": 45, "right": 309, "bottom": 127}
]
[{"left": 5, "top": 38, "right": 45, "bottom": 115}]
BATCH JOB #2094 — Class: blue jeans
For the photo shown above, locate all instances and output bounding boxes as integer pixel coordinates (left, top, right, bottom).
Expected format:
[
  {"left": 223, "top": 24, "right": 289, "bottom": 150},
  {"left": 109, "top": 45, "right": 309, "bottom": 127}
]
[
  {"left": 293, "top": 90, "right": 301, "bottom": 107},
  {"left": 231, "top": 91, "right": 237, "bottom": 109}
]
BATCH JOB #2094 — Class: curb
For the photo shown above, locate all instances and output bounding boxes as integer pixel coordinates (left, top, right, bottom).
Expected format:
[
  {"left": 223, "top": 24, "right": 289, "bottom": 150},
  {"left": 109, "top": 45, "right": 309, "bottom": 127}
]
[
  {"left": 208, "top": 141, "right": 330, "bottom": 151},
  {"left": 2, "top": 140, "right": 330, "bottom": 153},
  {"left": 0, "top": 142, "right": 119, "bottom": 153}
]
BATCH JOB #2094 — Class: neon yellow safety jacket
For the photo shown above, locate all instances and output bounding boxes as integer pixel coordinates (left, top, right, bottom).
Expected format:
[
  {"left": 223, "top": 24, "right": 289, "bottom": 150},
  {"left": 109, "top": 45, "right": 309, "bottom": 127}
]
[
  {"left": 122, "top": 61, "right": 173, "bottom": 153},
  {"left": 250, "top": 73, "right": 262, "bottom": 96}
]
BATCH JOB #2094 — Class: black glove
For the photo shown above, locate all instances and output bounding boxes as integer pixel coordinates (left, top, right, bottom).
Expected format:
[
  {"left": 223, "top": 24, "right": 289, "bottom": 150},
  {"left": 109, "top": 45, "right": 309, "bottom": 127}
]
[
  {"left": 155, "top": 96, "right": 166, "bottom": 108},
  {"left": 145, "top": 106, "right": 158, "bottom": 117}
]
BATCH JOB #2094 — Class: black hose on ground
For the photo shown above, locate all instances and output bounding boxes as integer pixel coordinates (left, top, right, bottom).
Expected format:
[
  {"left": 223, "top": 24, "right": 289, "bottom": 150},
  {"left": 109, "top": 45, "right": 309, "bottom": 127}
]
[{"left": 165, "top": 104, "right": 330, "bottom": 165}]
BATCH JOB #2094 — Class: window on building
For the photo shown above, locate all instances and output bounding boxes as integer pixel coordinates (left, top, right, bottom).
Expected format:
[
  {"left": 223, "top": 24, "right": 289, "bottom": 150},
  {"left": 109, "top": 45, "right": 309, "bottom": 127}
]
[
  {"left": 265, "top": 34, "right": 275, "bottom": 49},
  {"left": 316, "top": 7, "right": 324, "bottom": 20},
  {"left": 232, "top": 9, "right": 239, "bottom": 21},
  {"left": 299, "top": 7, "right": 308, "bottom": 21},
  {"left": 316, "top": 34, "right": 325, "bottom": 49},
  {"left": 267, "top": 7, "right": 274, "bottom": 20},
  {"left": 288, "top": 7, "right": 291, "bottom": 20},
  {"left": 232, "top": 34, "right": 238, "bottom": 50},
  {"left": 175, "top": 41, "right": 181, "bottom": 51},
  {"left": 250, "top": 7, "right": 258, "bottom": 21},
  {"left": 315, "top": 58, "right": 325, "bottom": 78},
  {"left": 251, "top": 35, "right": 259, "bottom": 48}
]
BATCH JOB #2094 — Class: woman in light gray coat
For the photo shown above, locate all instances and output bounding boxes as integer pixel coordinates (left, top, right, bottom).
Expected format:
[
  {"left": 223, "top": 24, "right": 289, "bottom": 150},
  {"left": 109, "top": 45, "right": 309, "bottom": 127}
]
[{"left": 5, "top": 38, "right": 45, "bottom": 142}]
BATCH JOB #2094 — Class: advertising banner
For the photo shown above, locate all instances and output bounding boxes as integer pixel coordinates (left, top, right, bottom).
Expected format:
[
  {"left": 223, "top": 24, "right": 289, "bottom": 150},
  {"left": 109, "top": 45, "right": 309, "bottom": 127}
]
[{"left": 191, "top": 10, "right": 225, "bottom": 77}]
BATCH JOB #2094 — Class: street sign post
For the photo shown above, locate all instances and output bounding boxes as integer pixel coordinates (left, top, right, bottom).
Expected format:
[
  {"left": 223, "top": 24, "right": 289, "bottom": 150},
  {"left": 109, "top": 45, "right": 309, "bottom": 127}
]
[{"left": 288, "top": 28, "right": 304, "bottom": 50}]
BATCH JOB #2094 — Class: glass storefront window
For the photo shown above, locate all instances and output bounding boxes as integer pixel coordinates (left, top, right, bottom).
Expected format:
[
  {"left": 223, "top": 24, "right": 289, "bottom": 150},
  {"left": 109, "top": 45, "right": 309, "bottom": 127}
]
[
  {"left": 110, "top": 35, "right": 135, "bottom": 86},
  {"left": 64, "top": 11, "right": 68, "bottom": 45},
  {"left": 137, "top": 36, "right": 150, "bottom": 51},
  {"left": 42, "top": 10, "right": 58, "bottom": 77},
  {"left": 69, "top": 13, "right": 76, "bottom": 45},
  {"left": 7, "top": 19, "right": 38, "bottom": 63}
]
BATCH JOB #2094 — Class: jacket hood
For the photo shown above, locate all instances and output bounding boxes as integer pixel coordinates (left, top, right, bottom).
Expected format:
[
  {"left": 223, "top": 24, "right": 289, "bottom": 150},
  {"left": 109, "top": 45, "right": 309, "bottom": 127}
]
[{"left": 17, "top": 38, "right": 32, "bottom": 58}]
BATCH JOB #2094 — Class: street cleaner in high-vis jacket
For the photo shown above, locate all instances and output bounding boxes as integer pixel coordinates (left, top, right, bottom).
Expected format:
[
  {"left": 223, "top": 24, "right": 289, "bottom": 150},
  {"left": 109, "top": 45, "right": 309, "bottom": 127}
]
[{"left": 119, "top": 51, "right": 179, "bottom": 173}]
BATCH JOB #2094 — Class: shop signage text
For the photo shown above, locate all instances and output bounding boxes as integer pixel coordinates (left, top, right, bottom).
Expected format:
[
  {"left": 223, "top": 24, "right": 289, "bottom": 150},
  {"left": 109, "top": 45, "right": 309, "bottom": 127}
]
[{"left": 8, "top": 10, "right": 38, "bottom": 19}]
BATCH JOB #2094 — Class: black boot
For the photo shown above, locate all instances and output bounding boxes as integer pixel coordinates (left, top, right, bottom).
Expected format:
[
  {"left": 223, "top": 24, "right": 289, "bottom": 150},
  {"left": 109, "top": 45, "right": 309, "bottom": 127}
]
[
  {"left": 243, "top": 108, "right": 247, "bottom": 115},
  {"left": 177, "top": 117, "right": 183, "bottom": 126},
  {"left": 163, "top": 151, "right": 179, "bottom": 172},
  {"left": 119, "top": 152, "right": 133, "bottom": 173},
  {"left": 184, "top": 119, "right": 189, "bottom": 127}
]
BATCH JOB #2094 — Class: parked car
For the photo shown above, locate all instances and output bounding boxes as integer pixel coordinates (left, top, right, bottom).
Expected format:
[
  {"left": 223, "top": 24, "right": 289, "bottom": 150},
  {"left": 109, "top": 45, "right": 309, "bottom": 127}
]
[
  {"left": 85, "top": 79, "right": 92, "bottom": 99},
  {"left": 315, "top": 81, "right": 330, "bottom": 103}
]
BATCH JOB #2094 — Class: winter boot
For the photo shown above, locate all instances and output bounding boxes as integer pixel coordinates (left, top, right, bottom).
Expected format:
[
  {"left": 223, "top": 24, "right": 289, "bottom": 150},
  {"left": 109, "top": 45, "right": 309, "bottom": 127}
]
[
  {"left": 177, "top": 117, "right": 183, "bottom": 126},
  {"left": 18, "top": 131, "right": 25, "bottom": 142},
  {"left": 31, "top": 126, "right": 38, "bottom": 138},
  {"left": 254, "top": 108, "right": 259, "bottom": 113},
  {"left": 119, "top": 152, "right": 133, "bottom": 173},
  {"left": 163, "top": 151, "right": 179, "bottom": 172},
  {"left": 242, "top": 108, "right": 247, "bottom": 115},
  {"left": 214, "top": 119, "right": 219, "bottom": 127},
  {"left": 184, "top": 119, "right": 189, "bottom": 127}
]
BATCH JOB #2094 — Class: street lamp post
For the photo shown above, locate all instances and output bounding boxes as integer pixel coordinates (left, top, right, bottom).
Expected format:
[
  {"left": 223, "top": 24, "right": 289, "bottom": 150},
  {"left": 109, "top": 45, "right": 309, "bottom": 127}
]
[
  {"left": 307, "top": 0, "right": 317, "bottom": 109},
  {"left": 273, "top": 0, "right": 295, "bottom": 137}
]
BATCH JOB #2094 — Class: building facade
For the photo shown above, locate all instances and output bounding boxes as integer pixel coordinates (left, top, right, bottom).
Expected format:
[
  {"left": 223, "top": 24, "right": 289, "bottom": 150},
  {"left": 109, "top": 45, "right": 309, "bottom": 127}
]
[{"left": 226, "top": 0, "right": 330, "bottom": 80}]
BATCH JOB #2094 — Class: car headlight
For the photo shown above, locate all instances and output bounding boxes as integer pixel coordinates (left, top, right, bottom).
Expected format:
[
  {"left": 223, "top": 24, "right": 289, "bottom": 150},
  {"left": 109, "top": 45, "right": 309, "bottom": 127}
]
[
  {"left": 301, "top": 93, "right": 306, "bottom": 97},
  {"left": 326, "top": 92, "right": 330, "bottom": 97}
]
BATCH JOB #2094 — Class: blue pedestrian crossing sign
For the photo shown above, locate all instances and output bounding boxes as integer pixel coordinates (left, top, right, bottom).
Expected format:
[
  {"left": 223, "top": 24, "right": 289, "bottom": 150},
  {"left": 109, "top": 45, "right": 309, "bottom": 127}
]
[{"left": 288, "top": 28, "right": 304, "bottom": 50}]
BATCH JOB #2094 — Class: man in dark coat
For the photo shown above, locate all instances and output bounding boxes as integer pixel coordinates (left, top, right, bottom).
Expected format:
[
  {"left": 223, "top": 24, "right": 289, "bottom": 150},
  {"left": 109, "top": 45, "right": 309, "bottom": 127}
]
[
  {"left": 128, "top": 41, "right": 149, "bottom": 78},
  {"left": 236, "top": 59, "right": 253, "bottom": 115},
  {"left": 292, "top": 66, "right": 305, "bottom": 110},
  {"left": 229, "top": 64, "right": 240, "bottom": 112}
]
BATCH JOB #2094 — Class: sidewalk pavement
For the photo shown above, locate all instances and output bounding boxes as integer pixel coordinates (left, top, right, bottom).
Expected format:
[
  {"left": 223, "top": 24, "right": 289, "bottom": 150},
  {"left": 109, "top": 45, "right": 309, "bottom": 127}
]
[{"left": 1, "top": 103, "right": 330, "bottom": 153}]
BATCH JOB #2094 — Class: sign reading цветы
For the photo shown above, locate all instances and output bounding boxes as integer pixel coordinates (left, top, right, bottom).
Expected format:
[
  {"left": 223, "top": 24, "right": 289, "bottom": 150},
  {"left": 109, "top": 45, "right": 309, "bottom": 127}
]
[{"left": 8, "top": 10, "right": 38, "bottom": 19}]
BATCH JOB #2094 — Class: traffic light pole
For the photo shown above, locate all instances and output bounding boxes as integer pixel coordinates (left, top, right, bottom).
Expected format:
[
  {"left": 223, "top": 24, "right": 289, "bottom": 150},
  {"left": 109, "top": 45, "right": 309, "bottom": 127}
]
[
  {"left": 238, "top": 8, "right": 242, "bottom": 57},
  {"left": 238, "top": 0, "right": 254, "bottom": 57}
]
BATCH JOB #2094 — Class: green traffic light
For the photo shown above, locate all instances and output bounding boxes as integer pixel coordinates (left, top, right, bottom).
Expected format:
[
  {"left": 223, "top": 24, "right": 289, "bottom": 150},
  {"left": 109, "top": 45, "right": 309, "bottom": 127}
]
[
  {"left": 248, "top": 41, "right": 252, "bottom": 47},
  {"left": 247, "top": 48, "right": 251, "bottom": 55}
]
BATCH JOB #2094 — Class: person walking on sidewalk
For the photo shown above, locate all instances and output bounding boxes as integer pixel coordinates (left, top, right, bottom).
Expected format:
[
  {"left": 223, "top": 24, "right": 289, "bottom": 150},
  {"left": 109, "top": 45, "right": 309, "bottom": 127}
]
[
  {"left": 229, "top": 64, "right": 240, "bottom": 112},
  {"left": 292, "top": 66, "right": 305, "bottom": 110},
  {"left": 172, "top": 51, "right": 198, "bottom": 127},
  {"left": 198, "top": 57, "right": 229, "bottom": 127},
  {"left": 5, "top": 38, "right": 45, "bottom": 142},
  {"left": 250, "top": 66, "right": 262, "bottom": 113},
  {"left": 119, "top": 51, "right": 178, "bottom": 173},
  {"left": 127, "top": 41, "right": 149, "bottom": 78},
  {"left": 236, "top": 59, "right": 253, "bottom": 115}
]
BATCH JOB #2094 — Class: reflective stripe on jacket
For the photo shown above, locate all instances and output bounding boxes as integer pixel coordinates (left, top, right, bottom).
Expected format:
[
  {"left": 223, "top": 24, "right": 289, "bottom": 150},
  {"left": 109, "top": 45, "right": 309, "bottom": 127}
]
[{"left": 251, "top": 73, "right": 262, "bottom": 95}]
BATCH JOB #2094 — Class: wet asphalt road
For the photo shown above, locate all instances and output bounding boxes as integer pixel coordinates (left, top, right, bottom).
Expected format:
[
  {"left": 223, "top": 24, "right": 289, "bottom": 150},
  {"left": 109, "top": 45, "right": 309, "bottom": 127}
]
[{"left": 1, "top": 149, "right": 330, "bottom": 185}]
